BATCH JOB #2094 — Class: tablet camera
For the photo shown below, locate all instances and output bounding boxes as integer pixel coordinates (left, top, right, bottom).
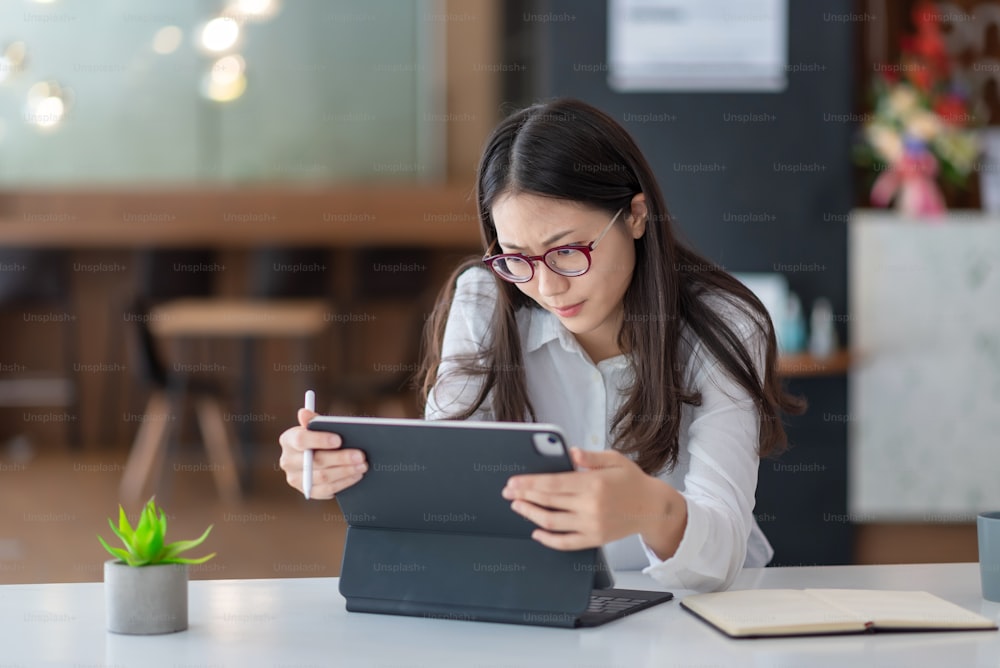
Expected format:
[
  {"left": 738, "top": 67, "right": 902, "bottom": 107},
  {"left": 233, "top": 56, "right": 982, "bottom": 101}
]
[{"left": 532, "top": 432, "right": 565, "bottom": 457}]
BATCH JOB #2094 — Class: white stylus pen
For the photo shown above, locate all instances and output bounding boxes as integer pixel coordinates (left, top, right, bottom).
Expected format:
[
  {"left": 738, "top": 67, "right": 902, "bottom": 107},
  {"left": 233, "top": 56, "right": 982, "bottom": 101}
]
[{"left": 303, "top": 389, "right": 315, "bottom": 500}]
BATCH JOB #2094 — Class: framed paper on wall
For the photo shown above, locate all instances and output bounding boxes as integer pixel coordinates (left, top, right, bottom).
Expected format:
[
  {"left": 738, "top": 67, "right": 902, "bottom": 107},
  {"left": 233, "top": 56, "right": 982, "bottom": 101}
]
[{"left": 607, "top": 0, "right": 788, "bottom": 92}]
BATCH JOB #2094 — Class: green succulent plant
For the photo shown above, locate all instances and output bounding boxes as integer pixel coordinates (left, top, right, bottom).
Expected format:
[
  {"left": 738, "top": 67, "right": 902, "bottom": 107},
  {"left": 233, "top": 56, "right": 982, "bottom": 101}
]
[{"left": 98, "top": 497, "right": 215, "bottom": 567}]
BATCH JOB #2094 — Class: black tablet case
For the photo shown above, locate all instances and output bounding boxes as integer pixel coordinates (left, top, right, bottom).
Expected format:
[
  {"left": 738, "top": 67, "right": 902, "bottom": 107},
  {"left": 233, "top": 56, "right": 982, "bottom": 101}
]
[{"left": 308, "top": 418, "right": 613, "bottom": 628}]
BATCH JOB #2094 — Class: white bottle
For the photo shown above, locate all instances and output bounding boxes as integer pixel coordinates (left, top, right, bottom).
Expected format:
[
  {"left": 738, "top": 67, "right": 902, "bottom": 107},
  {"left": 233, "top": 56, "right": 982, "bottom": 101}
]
[
  {"left": 780, "top": 292, "right": 806, "bottom": 354},
  {"left": 808, "top": 297, "right": 838, "bottom": 359}
]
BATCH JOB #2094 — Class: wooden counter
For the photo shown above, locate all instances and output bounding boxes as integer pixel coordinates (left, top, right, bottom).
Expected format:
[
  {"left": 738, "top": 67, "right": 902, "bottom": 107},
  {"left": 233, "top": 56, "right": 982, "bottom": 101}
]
[{"left": 0, "top": 186, "right": 482, "bottom": 248}]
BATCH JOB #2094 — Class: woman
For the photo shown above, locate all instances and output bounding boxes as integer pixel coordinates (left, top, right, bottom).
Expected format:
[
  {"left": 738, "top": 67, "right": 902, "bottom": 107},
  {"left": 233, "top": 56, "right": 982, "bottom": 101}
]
[{"left": 279, "top": 98, "right": 805, "bottom": 592}]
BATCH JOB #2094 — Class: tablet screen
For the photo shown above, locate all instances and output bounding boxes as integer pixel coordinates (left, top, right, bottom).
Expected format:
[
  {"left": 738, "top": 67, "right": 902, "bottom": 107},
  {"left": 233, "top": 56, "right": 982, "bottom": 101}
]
[{"left": 309, "top": 417, "right": 573, "bottom": 538}]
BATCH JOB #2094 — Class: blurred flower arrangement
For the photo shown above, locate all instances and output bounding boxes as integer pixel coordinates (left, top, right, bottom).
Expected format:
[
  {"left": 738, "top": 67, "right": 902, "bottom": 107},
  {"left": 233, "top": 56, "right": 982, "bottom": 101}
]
[{"left": 855, "top": 1, "right": 981, "bottom": 216}]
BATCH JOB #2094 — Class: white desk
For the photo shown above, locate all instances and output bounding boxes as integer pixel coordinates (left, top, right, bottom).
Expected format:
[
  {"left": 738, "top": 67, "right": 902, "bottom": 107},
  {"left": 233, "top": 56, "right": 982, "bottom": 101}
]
[{"left": 3, "top": 563, "right": 998, "bottom": 667}]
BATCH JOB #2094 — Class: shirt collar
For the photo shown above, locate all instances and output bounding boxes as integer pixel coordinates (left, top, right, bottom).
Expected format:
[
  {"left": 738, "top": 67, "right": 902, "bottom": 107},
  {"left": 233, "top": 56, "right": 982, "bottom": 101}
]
[
  {"left": 522, "top": 307, "right": 629, "bottom": 371},
  {"left": 523, "top": 306, "right": 570, "bottom": 353}
]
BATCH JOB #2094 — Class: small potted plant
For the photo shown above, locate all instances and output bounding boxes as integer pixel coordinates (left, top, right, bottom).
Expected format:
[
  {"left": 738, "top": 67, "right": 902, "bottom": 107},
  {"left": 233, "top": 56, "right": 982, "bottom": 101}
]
[{"left": 99, "top": 497, "right": 215, "bottom": 634}]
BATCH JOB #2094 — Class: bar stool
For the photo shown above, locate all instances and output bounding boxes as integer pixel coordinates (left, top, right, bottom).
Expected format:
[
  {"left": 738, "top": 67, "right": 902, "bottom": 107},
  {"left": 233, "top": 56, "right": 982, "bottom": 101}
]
[
  {"left": 120, "top": 248, "right": 331, "bottom": 505},
  {"left": 119, "top": 297, "right": 329, "bottom": 506}
]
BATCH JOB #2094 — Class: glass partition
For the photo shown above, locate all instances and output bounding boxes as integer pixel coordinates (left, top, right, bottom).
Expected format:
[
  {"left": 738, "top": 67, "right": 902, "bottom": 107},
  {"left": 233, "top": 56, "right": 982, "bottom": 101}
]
[{"left": 0, "top": 0, "right": 444, "bottom": 185}]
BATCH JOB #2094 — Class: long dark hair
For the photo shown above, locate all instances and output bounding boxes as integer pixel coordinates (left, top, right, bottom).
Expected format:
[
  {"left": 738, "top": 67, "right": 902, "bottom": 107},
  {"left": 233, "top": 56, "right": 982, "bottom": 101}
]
[{"left": 419, "top": 98, "right": 805, "bottom": 475}]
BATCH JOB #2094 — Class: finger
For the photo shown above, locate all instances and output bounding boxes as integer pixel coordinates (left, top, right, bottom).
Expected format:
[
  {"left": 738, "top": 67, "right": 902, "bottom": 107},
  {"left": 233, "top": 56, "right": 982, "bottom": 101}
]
[
  {"left": 572, "top": 447, "right": 624, "bottom": 469},
  {"left": 531, "top": 529, "right": 595, "bottom": 551},
  {"left": 289, "top": 461, "right": 366, "bottom": 498},
  {"left": 313, "top": 448, "right": 366, "bottom": 469},
  {"left": 316, "top": 459, "right": 369, "bottom": 484},
  {"left": 296, "top": 409, "right": 345, "bottom": 449},
  {"left": 506, "top": 471, "right": 584, "bottom": 495},
  {"left": 310, "top": 470, "right": 366, "bottom": 500},
  {"left": 284, "top": 467, "right": 303, "bottom": 493},
  {"left": 278, "top": 446, "right": 303, "bottom": 475},
  {"left": 309, "top": 476, "right": 363, "bottom": 500},
  {"left": 505, "top": 486, "right": 574, "bottom": 511},
  {"left": 297, "top": 408, "right": 317, "bottom": 427},
  {"left": 280, "top": 424, "right": 343, "bottom": 452},
  {"left": 510, "top": 499, "right": 579, "bottom": 533},
  {"left": 280, "top": 456, "right": 366, "bottom": 493}
]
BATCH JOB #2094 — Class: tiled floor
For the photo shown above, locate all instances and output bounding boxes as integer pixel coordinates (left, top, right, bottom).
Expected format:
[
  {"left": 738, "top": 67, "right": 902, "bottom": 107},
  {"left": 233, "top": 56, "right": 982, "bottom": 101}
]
[{"left": 0, "top": 438, "right": 347, "bottom": 584}]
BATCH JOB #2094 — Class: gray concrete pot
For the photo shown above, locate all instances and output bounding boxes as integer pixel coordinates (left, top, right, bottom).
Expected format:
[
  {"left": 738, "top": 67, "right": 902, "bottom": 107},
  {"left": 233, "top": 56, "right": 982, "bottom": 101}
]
[{"left": 104, "top": 560, "right": 188, "bottom": 634}]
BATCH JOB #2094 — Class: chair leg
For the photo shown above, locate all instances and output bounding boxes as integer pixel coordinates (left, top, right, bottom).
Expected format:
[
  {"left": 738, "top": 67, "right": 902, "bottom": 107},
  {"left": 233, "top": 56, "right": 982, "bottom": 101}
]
[
  {"left": 194, "top": 395, "right": 242, "bottom": 505},
  {"left": 120, "top": 390, "right": 173, "bottom": 506},
  {"left": 61, "top": 296, "right": 84, "bottom": 450}
]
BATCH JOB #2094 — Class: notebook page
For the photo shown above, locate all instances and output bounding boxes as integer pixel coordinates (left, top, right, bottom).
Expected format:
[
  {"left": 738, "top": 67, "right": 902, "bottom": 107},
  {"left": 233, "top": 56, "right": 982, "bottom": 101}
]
[
  {"left": 805, "top": 589, "right": 996, "bottom": 630},
  {"left": 682, "top": 589, "right": 867, "bottom": 636}
]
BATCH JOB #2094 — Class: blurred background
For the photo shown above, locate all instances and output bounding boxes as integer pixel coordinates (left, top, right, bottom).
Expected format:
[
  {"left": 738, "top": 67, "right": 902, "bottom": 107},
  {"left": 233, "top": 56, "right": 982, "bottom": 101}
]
[{"left": 1, "top": 0, "right": 997, "bottom": 583}]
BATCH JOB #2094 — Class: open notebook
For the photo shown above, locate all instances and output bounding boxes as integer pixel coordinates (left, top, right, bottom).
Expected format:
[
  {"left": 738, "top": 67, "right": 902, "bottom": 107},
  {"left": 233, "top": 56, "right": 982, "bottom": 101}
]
[{"left": 681, "top": 589, "right": 998, "bottom": 639}]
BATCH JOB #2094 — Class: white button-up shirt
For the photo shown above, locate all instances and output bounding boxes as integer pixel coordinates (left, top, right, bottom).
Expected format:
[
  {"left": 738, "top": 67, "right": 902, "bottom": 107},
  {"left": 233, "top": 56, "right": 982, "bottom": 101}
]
[{"left": 426, "top": 267, "right": 774, "bottom": 592}]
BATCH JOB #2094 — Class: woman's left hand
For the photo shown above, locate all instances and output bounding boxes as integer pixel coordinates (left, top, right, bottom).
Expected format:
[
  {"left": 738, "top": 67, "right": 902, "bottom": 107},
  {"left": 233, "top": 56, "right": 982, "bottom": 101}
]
[{"left": 501, "top": 447, "right": 678, "bottom": 551}]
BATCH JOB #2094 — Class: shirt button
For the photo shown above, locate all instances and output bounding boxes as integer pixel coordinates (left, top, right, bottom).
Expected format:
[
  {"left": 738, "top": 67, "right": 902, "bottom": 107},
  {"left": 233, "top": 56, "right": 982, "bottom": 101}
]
[{"left": 590, "top": 435, "right": 599, "bottom": 445}]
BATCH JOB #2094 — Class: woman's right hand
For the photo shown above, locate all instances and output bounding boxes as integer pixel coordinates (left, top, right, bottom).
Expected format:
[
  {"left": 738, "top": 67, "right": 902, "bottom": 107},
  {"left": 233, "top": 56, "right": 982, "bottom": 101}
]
[{"left": 278, "top": 408, "right": 368, "bottom": 499}]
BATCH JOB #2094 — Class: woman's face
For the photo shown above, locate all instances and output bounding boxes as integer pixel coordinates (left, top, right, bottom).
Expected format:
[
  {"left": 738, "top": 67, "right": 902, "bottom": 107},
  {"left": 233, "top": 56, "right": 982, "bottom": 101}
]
[{"left": 490, "top": 192, "right": 646, "bottom": 360}]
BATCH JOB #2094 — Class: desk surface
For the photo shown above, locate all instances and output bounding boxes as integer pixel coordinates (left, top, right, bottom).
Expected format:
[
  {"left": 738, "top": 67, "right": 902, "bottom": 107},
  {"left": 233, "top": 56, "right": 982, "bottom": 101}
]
[{"left": 2, "top": 563, "right": 998, "bottom": 667}]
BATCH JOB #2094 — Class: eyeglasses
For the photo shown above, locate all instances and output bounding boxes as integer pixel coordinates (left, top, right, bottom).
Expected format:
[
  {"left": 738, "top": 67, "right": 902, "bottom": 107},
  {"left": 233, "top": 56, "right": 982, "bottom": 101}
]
[{"left": 482, "top": 208, "right": 624, "bottom": 284}]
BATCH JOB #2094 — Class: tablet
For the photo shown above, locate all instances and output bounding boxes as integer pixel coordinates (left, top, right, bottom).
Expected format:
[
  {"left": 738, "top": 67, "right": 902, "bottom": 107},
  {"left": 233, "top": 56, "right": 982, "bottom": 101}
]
[{"left": 307, "top": 415, "right": 614, "bottom": 589}]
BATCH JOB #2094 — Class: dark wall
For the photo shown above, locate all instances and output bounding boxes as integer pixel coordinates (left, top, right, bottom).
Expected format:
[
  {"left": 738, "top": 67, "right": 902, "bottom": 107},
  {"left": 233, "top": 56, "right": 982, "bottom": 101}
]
[{"left": 511, "top": 0, "right": 856, "bottom": 565}]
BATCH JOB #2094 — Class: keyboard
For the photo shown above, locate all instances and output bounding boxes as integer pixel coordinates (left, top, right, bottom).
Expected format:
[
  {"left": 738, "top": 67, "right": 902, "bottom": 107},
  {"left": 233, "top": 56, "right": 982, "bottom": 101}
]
[
  {"left": 587, "top": 594, "right": 653, "bottom": 614},
  {"left": 577, "top": 588, "right": 674, "bottom": 627}
]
